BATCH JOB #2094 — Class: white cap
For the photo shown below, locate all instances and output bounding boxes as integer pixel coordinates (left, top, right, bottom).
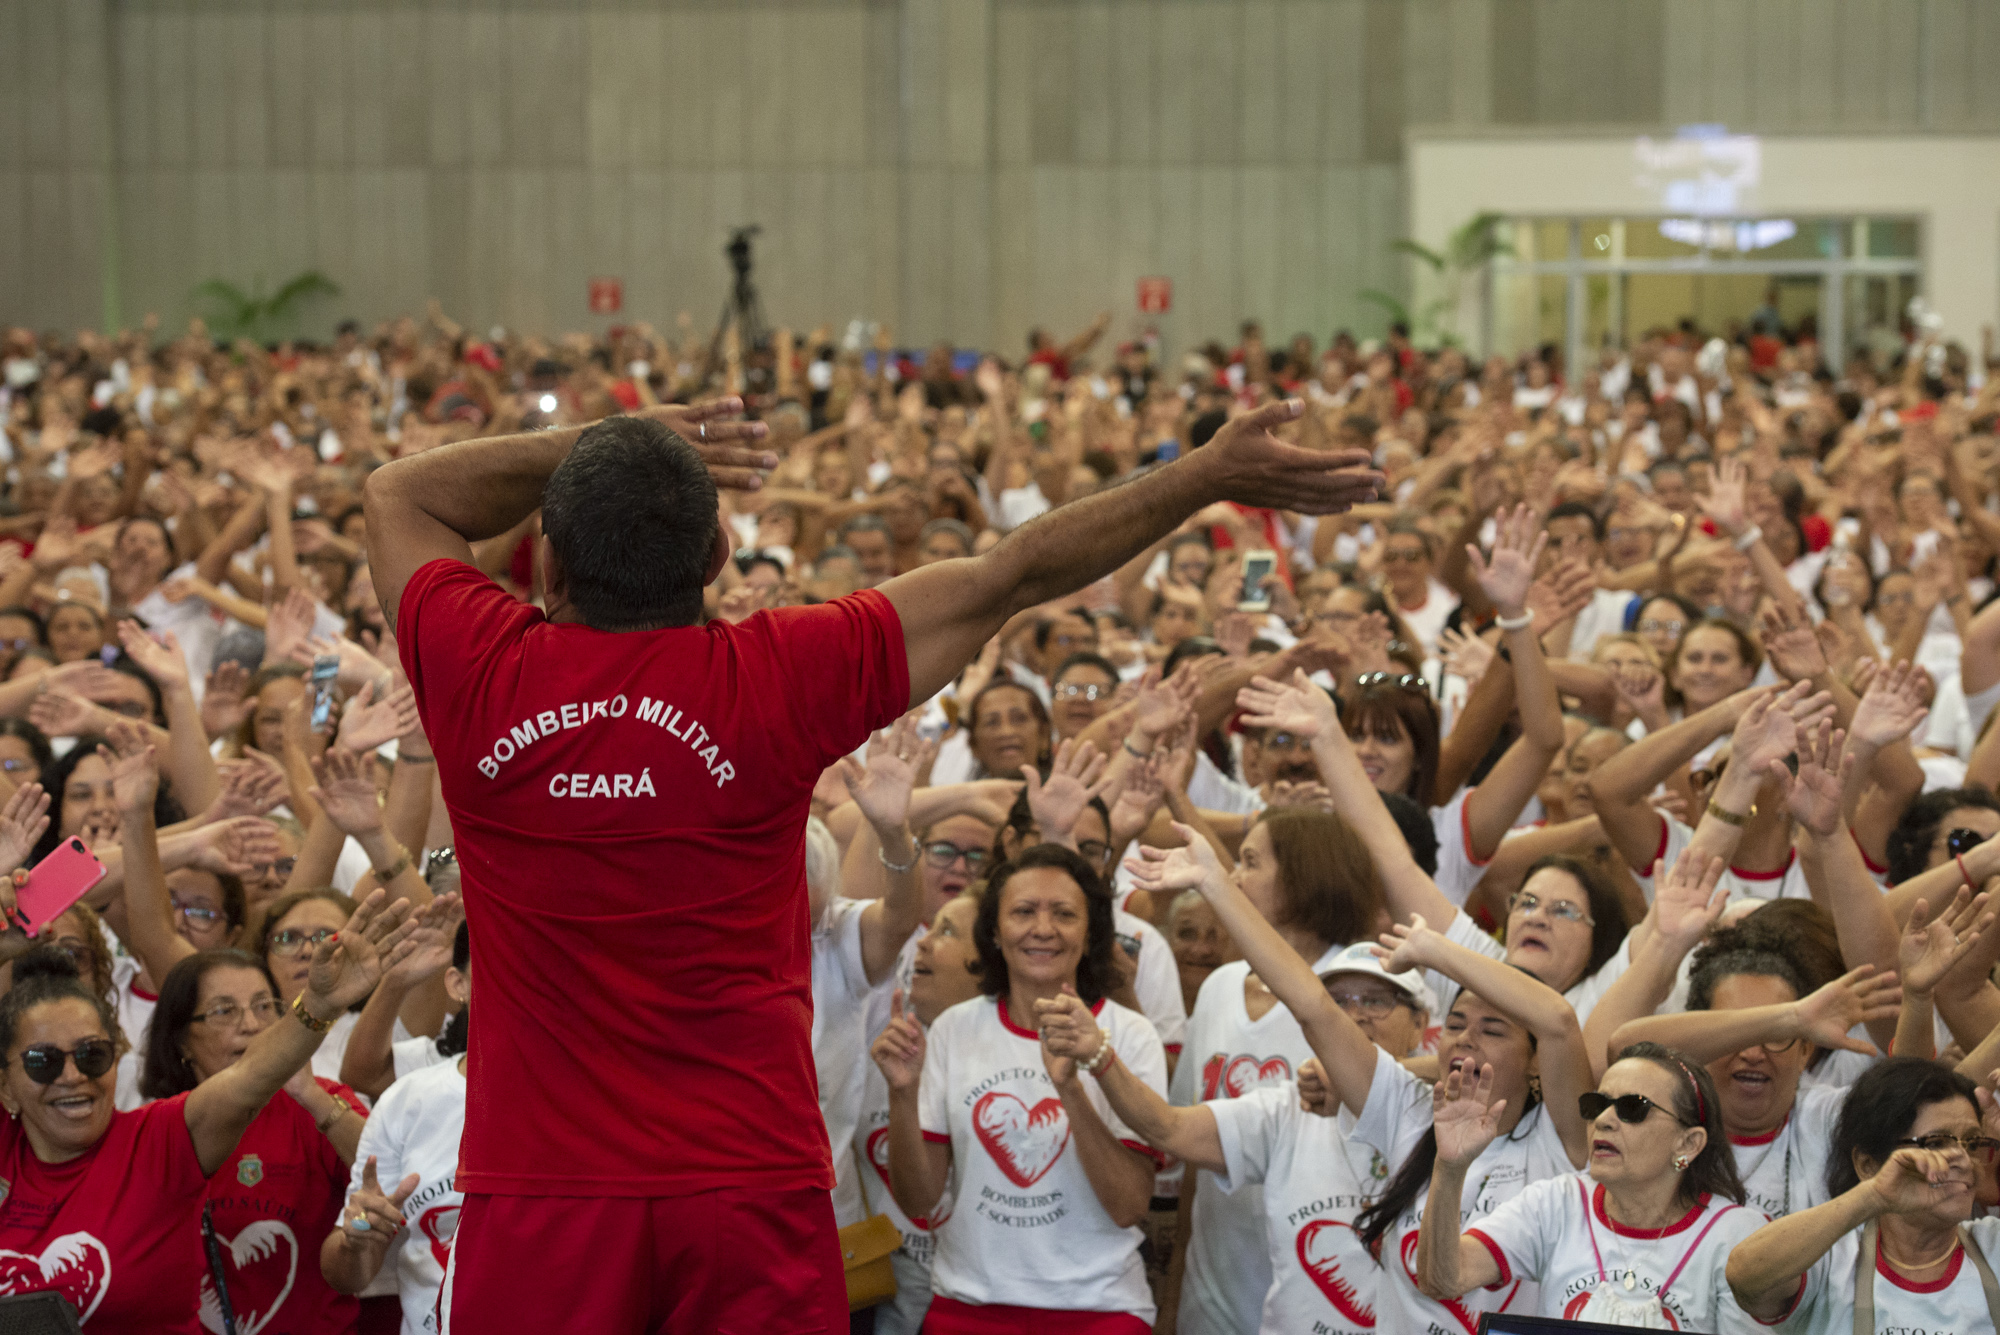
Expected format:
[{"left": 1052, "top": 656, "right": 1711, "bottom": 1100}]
[{"left": 1318, "top": 942, "right": 1437, "bottom": 1015}]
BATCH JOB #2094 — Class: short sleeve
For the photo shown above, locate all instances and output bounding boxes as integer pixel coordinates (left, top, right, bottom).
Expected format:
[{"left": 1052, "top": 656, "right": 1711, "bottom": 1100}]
[
  {"left": 1350, "top": 1046, "right": 1432, "bottom": 1164},
  {"left": 916, "top": 1011, "right": 952, "bottom": 1141},
  {"left": 1464, "top": 1175, "right": 1568, "bottom": 1288},
  {"left": 1105, "top": 1008, "right": 1169, "bottom": 1166},
  {"left": 1208, "top": 1084, "right": 1291, "bottom": 1193},
  {"left": 317, "top": 1076, "right": 371, "bottom": 1118},
  {"left": 754, "top": 590, "right": 911, "bottom": 766},
  {"left": 822, "top": 899, "right": 873, "bottom": 1005},
  {"left": 396, "top": 560, "right": 539, "bottom": 718}
]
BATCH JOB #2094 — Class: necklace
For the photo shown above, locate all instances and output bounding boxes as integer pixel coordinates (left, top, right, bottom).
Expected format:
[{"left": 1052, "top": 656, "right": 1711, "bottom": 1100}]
[
  {"left": 1604, "top": 1193, "right": 1680, "bottom": 1291},
  {"left": 1880, "top": 1232, "right": 1961, "bottom": 1273}
]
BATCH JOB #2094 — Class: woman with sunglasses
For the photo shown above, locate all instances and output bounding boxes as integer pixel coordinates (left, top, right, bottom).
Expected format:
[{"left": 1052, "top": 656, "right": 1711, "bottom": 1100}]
[
  {"left": 872, "top": 845, "right": 1168, "bottom": 1334},
  {"left": 1051, "top": 825, "right": 1427, "bottom": 1335},
  {"left": 1416, "top": 1041, "right": 1753, "bottom": 1329},
  {"left": 0, "top": 886, "right": 414, "bottom": 1333},
  {"left": 1343, "top": 506, "right": 1570, "bottom": 911},
  {"left": 1727, "top": 1058, "right": 2000, "bottom": 1331}
]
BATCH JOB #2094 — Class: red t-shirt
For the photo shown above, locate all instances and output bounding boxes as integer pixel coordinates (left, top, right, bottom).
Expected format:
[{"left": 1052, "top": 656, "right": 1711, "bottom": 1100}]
[
  {"left": 0, "top": 1093, "right": 208, "bottom": 1333},
  {"left": 397, "top": 559, "right": 909, "bottom": 1197},
  {"left": 201, "top": 1081, "right": 367, "bottom": 1335}
]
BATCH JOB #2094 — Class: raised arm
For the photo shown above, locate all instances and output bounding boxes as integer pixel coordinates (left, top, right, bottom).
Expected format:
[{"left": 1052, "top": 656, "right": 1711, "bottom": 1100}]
[
  {"left": 115, "top": 622, "right": 220, "bottom": 817},
  {"left": 882, "top": 399, "right": 1382, "bottom": 706},
  {"left": 836, "top": 716, "right": 932, "bottom": 984},
  {"left": 1460, "top": 506, "right": 1568, "bottom": 859},
  {"left": 185, "top": 888, "right": 418, "bottom": 1176},
  {"left": 1124, "top": 826, "right": 1381, "bottom": 1117},
  {"left": 363, "top": 400, "right": 776, "bottom": 625},
  {"left": 1609, "top": 963, "right": 1899, "bottom": 1064},
  {"left": 870, "top": 991, "right": 952, "bottom": 1222},
  {"left": 1581, "top": 850, "right": 1729, "bottom": 1077},
  {"left": 1415, "top": 1064, "right": 1509, "bottom": 1301},
  {"left": 102, "top": 723, "right": 198, "bottom": 988},
  {"left": 1587, "top": 692, "right": 1746, "bottom": 873},
  {"left": 1036, "top": 991, "right": 1224, "bottom": 1172},
  {"left": 1375, "top": 913, "right": 1592, "bottom": 1166}
]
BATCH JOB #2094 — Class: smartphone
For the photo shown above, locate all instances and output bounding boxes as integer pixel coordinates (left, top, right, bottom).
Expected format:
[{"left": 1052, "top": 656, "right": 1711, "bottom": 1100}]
[
  {"left": 309, "top": 654, "right": 339, "bottom": 732},
  {"left": 14, "top": 838, "right": 106, "bottom": 938},
  {"left": 1238, "top": 550, "right": 1277, "bottom": 611}
]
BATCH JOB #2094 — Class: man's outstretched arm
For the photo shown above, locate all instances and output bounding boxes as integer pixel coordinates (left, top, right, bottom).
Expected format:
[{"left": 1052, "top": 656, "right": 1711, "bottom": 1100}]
[
  {"left": 881, "top": 399, "right": 1382, "bottom": 707},
  {"left": 362, "top": 401, "right": 775, "bottom": 625}
]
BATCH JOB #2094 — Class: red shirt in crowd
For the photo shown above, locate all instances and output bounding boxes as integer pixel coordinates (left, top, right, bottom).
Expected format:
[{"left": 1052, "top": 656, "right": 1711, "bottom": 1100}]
[
  {"left": 201, "top": 1080, "right": 368, "bottom": 1335},
  {"left": 397, "top": 560, "right": 909, "bottom": 1198},
  {"left": 0, "top": 1093, "right": 209, "bottom": 1333}
]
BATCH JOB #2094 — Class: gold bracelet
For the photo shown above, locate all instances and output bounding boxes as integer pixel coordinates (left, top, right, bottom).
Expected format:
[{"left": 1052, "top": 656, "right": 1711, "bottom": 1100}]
[
  {"left": 292, "top": 992, "right": 335, "bottom": 1034},
  {"left": 316, "top": 1103, "right": 347, "bottom": 1134},
  {"left": 372, "top": 851, "right": 412, "bottom": 882},
  {"left": 1705, "top": 799, "right": 1750, "bottom": 828}
]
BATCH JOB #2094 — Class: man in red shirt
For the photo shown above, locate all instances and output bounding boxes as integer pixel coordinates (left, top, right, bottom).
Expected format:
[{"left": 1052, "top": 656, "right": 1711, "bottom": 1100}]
[{"left": 363, "top": 397, "right": 1380, "bottom": 1334}]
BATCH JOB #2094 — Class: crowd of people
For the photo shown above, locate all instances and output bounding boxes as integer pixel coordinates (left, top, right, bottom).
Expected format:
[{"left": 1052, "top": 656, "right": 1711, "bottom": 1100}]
[{"left": 0, "top": 296, "right": 1998, "bottom": 1334}]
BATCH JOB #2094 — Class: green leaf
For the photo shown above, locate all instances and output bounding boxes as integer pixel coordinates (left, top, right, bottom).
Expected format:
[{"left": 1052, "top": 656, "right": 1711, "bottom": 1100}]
[
  {"left": 1357, "top": 289, "right": 1411, "bottom": 326},
  {"left": 1389, "top": 239, "right": 1447, "bottom": 272}
]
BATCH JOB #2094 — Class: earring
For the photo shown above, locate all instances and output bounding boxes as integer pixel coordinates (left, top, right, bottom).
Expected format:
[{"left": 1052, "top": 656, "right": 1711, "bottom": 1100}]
[{"left": 1672, "top": 1155, "right": 1688, "bottom": 1171}]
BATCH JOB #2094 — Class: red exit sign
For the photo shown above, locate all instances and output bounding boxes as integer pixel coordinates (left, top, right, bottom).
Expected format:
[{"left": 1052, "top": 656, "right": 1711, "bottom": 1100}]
[{"left": 1138, "top": 277, "right": 1172, "bottom": 314}]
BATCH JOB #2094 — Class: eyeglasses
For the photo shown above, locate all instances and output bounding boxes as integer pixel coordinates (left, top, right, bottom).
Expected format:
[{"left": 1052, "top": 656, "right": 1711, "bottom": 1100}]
[
  {"left": 1053, "top": 682, "right": 1110, "bottom": 703},
  {"left": 191, "top": 998, "right": 281, "bottom": 1030},
  {"left": 1328, "top": 990, "right": 1411, "bottom": 1018},
  {"left": 922, "top": 842, "right": 989, "bottom": 871},
  {"left": 171, "top": 899, "right": 226, "bottom": 927},
  {"left": 1259, "top": 731, "right": 1310, "bottom": 753},
  {"left": 1382, "top": 548, "right": 1429, "bottom": 564},
  {"left": 1945, "top": 828, "right": 1988, "bottom": 858},
  {"left": 1508, "top": 890, "right": 1594, "bottom": 925},
  {"left": 1076, "top": 839, "right": 1111, "bottom": 866},
  {"left": 1579, "top": 1091, "right": 1689, "bottom": 1127},
  {"left": 1638, "top": 618, "right": 1684, "bottom": 635},
  {"left": 269, "top": 927, "right": 336, "bottom": 956},
  {"left": 1356, "top": 672, "right": 1428, "bottom": 694},
  {"left": 10, "top": 1039, "right": 116, "bottom": 1085},
  {"left": 1897, "top": 1132, "right": 2000, "bottom": 1164},
  {"left": 255, "top": 857, "right": 297, "bottom": 881}
]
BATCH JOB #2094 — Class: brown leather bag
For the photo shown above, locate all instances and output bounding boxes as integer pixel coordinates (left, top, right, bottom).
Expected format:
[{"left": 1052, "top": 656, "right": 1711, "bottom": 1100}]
[{"left": 842, "top": 1143, "right": 900, "bottom": 1311}]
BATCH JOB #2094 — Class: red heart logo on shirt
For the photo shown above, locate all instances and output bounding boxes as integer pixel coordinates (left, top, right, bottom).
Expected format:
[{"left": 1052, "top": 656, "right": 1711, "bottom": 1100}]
[
  {"left": 0, "top": 1232, "right": 111, "bottom": 1324},
  {"left": 1222, "top": 1055, "right": 1292, "bottom": 1098},
  {"left": 864, "top": 1127, "right": 949, "bottom": 1229},
  {"left": 972, "top": 1092, "right": 1070, "bottom": 1188},
  {"left": 197, "top": 1220, "right": 297, "bottom": 1335},
  {"left": 416, "top": 1205, "right": 460, "bottom": 1271},
  {"left": 1296, "top": 1219, "right": 1374, "bottom": 1326},
  {"left": 1401, "top": 1228, "right": 1519, "bottom": 1335},
  {"left": 1200, "top": 1054, "right": 1228, "bottom": 1100}
]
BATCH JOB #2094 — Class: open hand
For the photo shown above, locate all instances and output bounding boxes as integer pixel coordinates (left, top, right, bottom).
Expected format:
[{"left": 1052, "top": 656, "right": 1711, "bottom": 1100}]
[
  {"left": 1200, "top": 399, "right": 1384, "bottom": 515},
  {"left": 1433, "top": 1062, "right": 1506, "bottom": 1168},
  {"left": 1467, "top": 504, "right": 1548, "bottom": 618}
]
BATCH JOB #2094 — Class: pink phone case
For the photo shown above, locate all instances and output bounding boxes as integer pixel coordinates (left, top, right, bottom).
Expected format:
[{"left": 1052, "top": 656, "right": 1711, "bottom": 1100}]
[{"left": 15, "top": 839, "right": 107, "bottom": 938}]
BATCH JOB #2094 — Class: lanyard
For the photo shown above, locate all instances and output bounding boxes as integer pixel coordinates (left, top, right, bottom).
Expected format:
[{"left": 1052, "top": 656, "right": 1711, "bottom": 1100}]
[{"left": 1854, "top": 1221, "right": 2000, "bottom": 1334}]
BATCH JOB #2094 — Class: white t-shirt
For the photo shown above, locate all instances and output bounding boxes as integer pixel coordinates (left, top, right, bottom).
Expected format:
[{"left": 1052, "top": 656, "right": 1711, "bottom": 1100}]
[
  {"left": 1115, "top": 908, "right": 1187, "bottom": 1056},
  {"left": 918, "top": 994, "right": 1167, "bottom": 1319},
  {"left": 392, "top": 1033, "right": 450, "bottom": 1082},
  {"left": 813, "top": 897, "right": 878, "bottom": 1228},
  {"left": 1728, "top": 1083, "right": 1845, "bottom": 1219},
  {"left": 1208, "top": 1052, "right": 1403, "bottom": 1335},
  {"left": 313, "top": 1009, "right": 412, "bottom": 1085},
  {"left": 1783, "top": 1215, "right": 2000, "bottom": 1334},
  {"left": 1168, "top": 950, "right": 1345, "bottom": 1335},
  {"left": 345, "top": 1057, "right": 466, "bottom": 1335},
  {"left": 1394, "top": 580, "right": 1461, "bottom": 660},
  {"left": 1350, "top": 1059, "right": 1578, "bottom": 1334},
  {"left": 1636, "top": 816, "right": 1812, "bottom": 905},
  {"left": 1432, "top": 790, "right": 1493, "bottom": 910},
  {"left": 1188, "top": 751, "right": 1266, "bottom": 817},
  {"left": 1468, "top": 1175, "right": 1765, "bottom": 1331},
  {"left": 1567, "top": 588, "right": 1638, "bottom": 662}
]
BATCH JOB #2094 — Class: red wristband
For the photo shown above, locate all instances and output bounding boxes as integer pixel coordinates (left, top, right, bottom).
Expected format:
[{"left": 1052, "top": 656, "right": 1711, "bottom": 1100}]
[{"left": 1959, "top": 854, "right": 1977, "bottom": 891}]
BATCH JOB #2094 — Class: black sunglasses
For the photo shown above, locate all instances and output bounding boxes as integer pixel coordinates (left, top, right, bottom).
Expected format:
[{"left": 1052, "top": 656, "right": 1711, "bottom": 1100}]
[
  {"left": 1946, "top": 827, "right": 1987, "bottom": 858},
  {"left": 1579, "top": 1091, "right": 1689, "bottom": 1127},
  {"left": 12, "top": 1039, "right": 116, "bottom": 1086}
]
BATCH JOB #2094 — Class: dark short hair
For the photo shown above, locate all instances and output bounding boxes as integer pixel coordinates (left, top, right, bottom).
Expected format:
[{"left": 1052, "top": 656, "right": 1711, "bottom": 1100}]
[
  {"left": 1378, "top": 791, "right": 1438, "bottom": 875},
  {"left": 1546, "top": 501, "right": 1604, "bottom": 542},
  {"left": 1828, "top": 1058, "right": 1979, "bottom": 1198},
  {"left": 974, "top": 845, "right": 1119, "bottom": 1007},
  {"left": 33, "top": 736, "right": 185, "bottom": 863},
  {"left": 1687, "top": 928, "right": 1809, "bottom": 1014},
  {"left": 139, "top": 949, "right": 279, "bottom": 1100},
  {"left": 1886, "top": 786, "right": 2000, "bottom": 885},
  {"left": 0, "top": 605, "right": 46, "bottom": 644},
  {"left": 1034, "top": 608, "right": 1096, "bottom": 651},
  {"left": 1613, "top": 1041, "right": 1746, "bottom": 1207},
  {"left": 1342, "top": 683, "right": 1440, "bottom": 805},
  {"left": 1052, "top": 652, "right": 1120, "bottom": 686},
  {"left": 541, "top": 416, "right": 718, "bottom": 629},
  {"left": 438, "top": 920, "right": 471, "bottom": 1058},
  {"left": 0, "top": 719, "right": 53, "bottom": 779}
]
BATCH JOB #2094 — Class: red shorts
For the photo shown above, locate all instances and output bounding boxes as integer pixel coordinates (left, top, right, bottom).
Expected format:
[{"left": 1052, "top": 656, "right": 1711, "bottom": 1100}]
[
  {"left": 922, "top": 1297, "right": 1150, "bottom": 1335},
  {"left": 439, "top": 1187, "right": 846, "bottom": 1335}
]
